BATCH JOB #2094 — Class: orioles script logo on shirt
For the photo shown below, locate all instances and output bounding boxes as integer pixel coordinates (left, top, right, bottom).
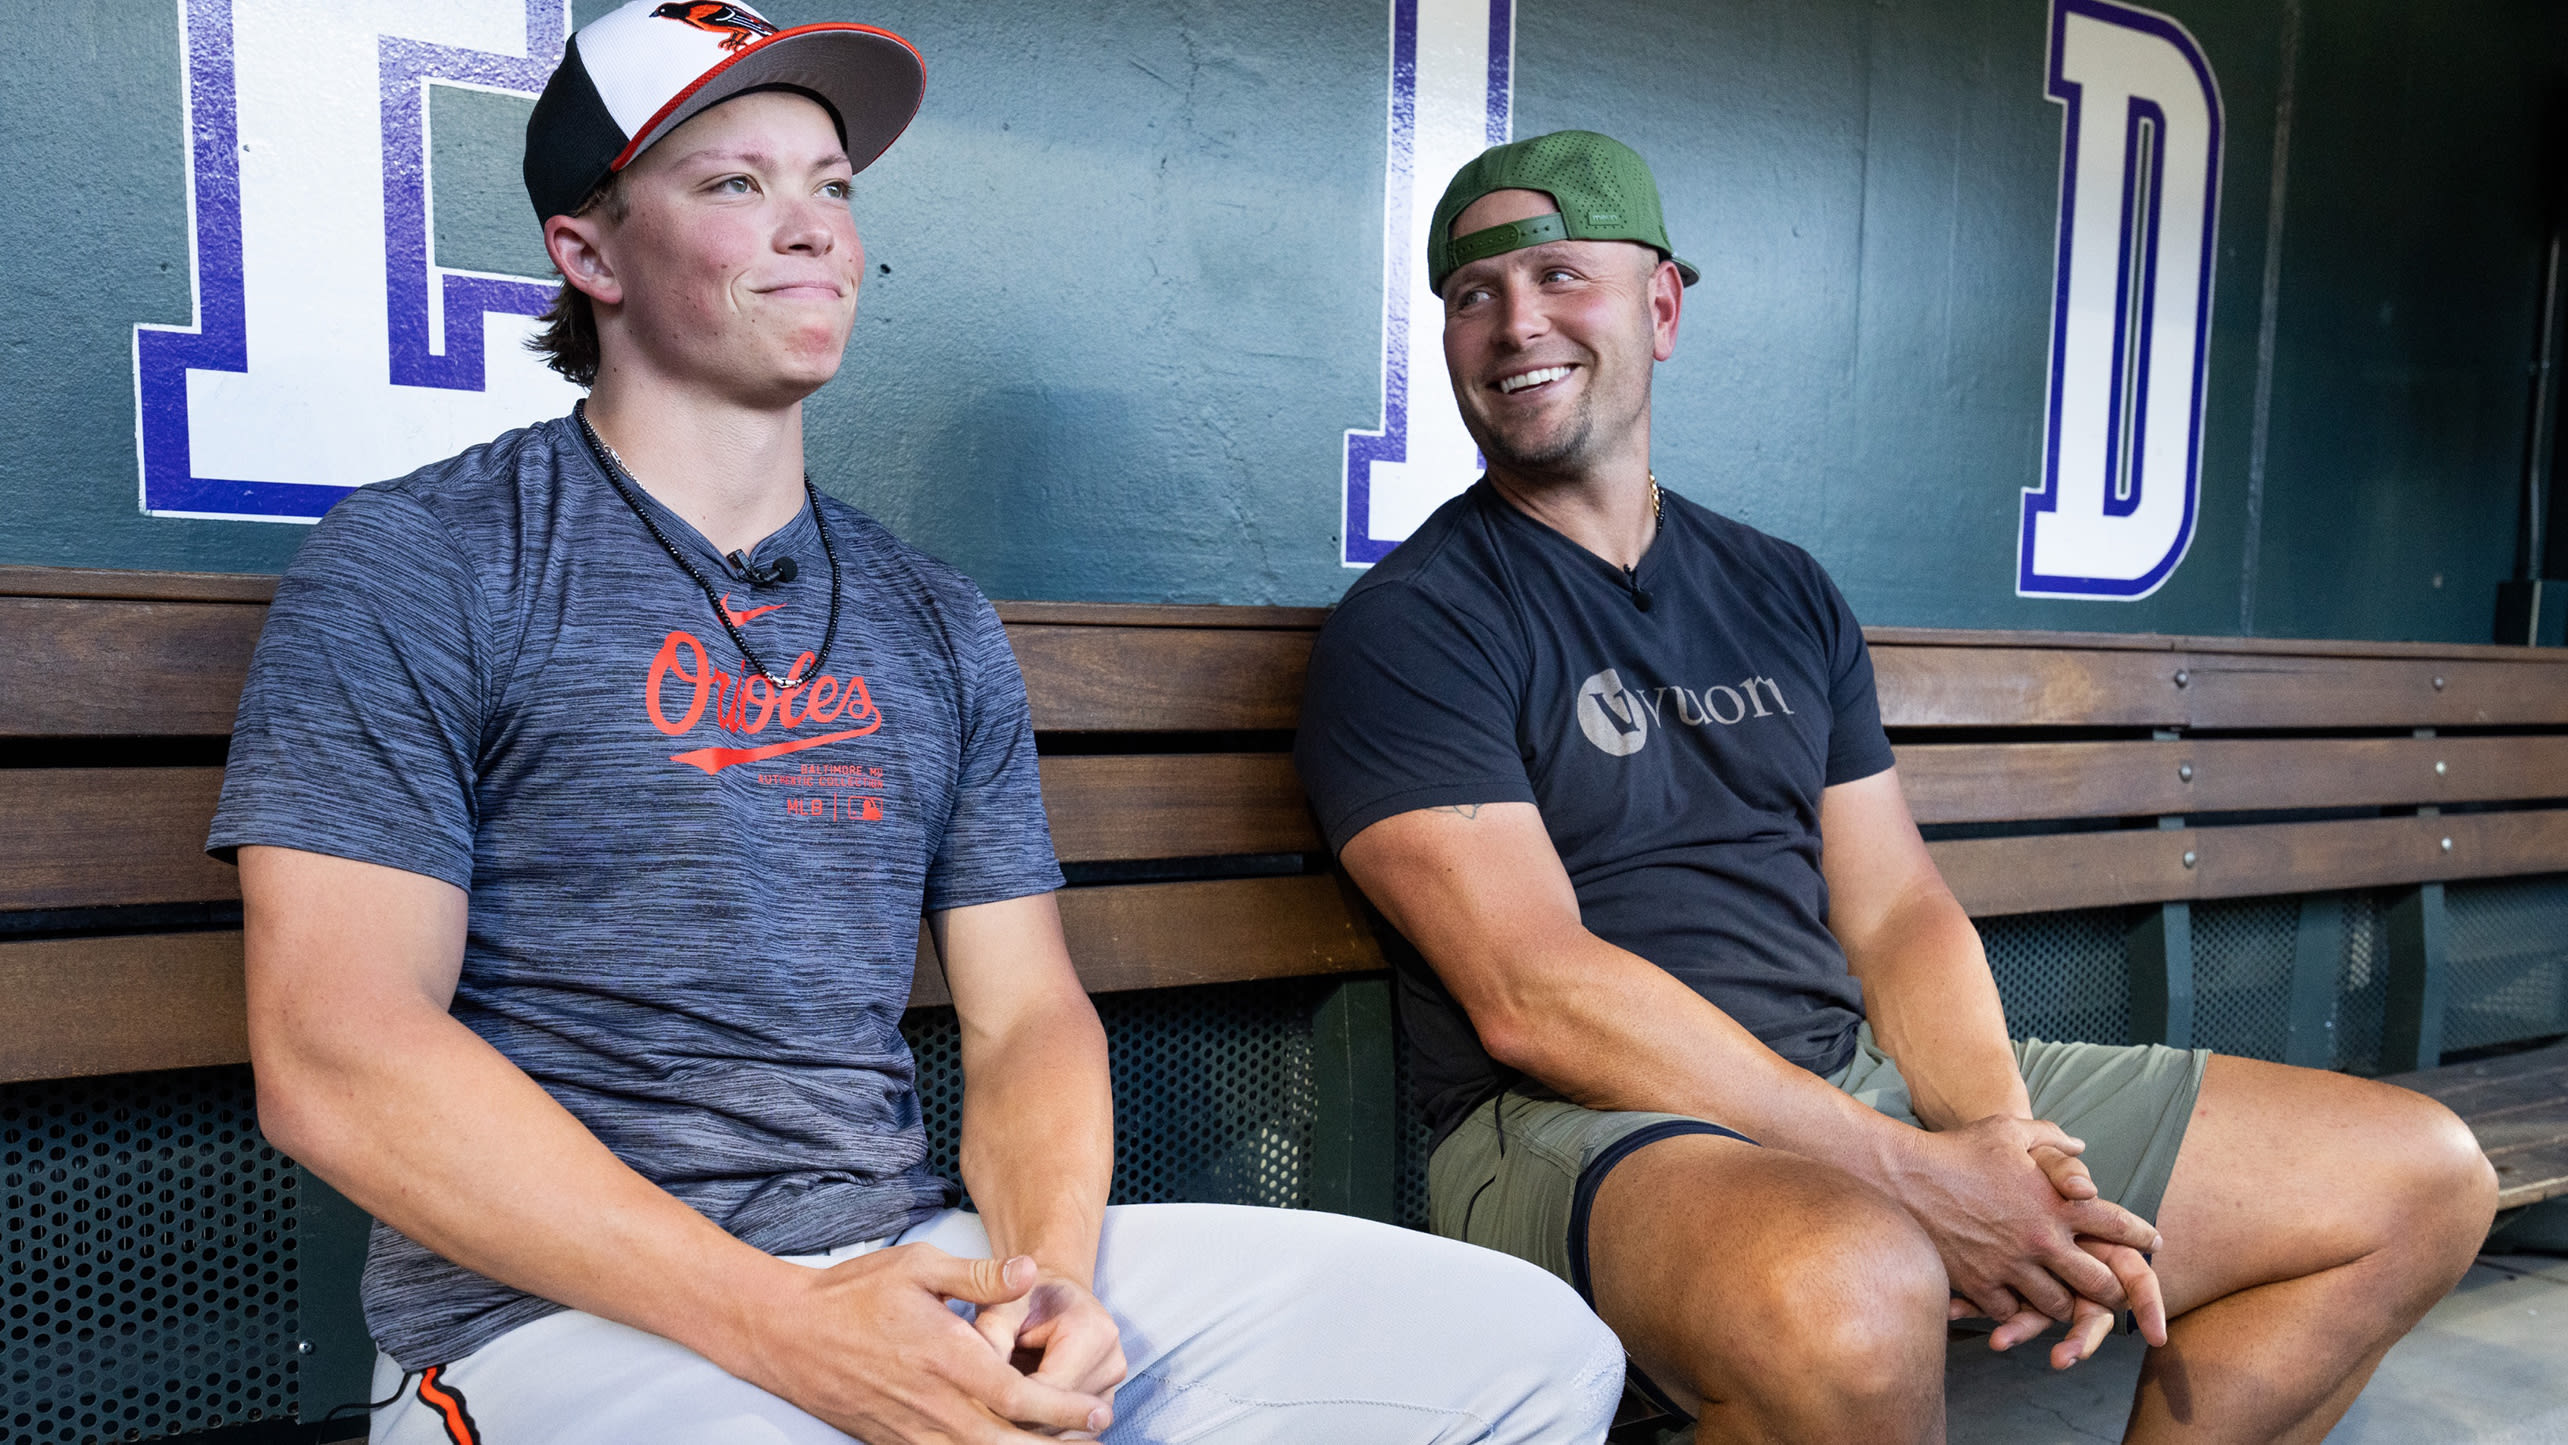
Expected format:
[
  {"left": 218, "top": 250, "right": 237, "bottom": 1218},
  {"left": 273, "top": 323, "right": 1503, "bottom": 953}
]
[{"left": 642, "top": 599, "right": 882, "bottom": 775}]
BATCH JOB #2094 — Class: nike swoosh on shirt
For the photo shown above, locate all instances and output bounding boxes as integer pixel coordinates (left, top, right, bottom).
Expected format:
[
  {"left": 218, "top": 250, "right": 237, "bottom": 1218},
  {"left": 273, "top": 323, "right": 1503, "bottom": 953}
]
[
  {"left": 671, "top": 725, "right": 876, "bottom": 774},
  {"left": 720, "top": 593, "right": 786, "bottom": 627}
]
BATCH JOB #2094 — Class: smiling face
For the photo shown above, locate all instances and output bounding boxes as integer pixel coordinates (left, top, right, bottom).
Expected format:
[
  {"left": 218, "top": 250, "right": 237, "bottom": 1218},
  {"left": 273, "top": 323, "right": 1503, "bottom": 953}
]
[
  {"left": 1439, "top": 187, "right": 1682, "bottom": 480},
  {"left": 557, "top": 89, "right": 865, "bottom": 409}
]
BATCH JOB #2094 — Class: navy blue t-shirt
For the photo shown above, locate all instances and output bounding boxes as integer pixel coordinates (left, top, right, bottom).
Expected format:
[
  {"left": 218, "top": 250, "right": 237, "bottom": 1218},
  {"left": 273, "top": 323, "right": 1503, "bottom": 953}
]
[
  {"left": 1296, "top": 481, "right": 1896, "bottom": 1144},
  {"left": 209, "top": 415, "right": 1062, "bottom": 1367}
]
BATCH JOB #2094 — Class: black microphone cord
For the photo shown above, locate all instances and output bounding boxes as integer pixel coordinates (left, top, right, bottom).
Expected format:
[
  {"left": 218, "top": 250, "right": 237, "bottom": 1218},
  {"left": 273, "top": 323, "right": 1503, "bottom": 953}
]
[{"left": 574, "top": 400, "right": 842, "bottom": 690}]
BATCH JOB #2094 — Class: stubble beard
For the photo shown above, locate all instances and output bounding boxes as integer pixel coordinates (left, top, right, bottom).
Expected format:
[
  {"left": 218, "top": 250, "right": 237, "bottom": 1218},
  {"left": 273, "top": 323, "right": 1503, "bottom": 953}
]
[
  {"left": 1470, "top": 360, "right": 1651, "bottom": 482},
  {"left": 1477, "top": 392, "right": 1596, "bottom": 475}
]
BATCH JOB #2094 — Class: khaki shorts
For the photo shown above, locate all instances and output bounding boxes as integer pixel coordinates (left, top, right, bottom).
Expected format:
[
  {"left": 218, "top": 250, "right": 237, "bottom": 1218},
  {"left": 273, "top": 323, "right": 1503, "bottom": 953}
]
[{"left": 1427, "top": 1024, "right": 2209, "bottom": 1306}]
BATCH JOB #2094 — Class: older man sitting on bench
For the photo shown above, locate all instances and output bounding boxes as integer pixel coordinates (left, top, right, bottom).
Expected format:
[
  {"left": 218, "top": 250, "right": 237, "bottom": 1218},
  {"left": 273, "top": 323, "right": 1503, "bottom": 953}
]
[{"left": 1296, "top": 128, "right": 2499, "bottom": 1443}]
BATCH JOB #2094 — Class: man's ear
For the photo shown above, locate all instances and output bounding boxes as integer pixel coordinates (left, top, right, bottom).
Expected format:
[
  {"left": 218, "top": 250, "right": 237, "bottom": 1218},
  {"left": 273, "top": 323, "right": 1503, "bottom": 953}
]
[
  {"left": 1650, "top": 256, "right": 1685, "bottom": 363},
  {"left": 544, "top": 213, "right": 622, "bottom": 308}
]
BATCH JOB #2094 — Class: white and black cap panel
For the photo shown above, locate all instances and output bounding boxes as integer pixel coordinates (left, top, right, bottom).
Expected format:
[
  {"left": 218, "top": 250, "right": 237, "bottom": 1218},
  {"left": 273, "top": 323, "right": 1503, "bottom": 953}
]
[
  {"left": 524, "top": 30, "right": 630, "bottom": 223},
  {"left": 523, "top": 1, "right": 924, "bottom": 223},
  {"left": 611, "top": 24, "right": 926, "bottom": 173}
]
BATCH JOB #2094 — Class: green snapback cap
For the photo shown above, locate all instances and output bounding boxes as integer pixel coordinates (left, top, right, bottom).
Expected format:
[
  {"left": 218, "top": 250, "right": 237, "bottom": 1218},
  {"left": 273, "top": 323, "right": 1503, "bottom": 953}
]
[{"left": 1427, "top": 129, "right": 1699, "bottom": 296}]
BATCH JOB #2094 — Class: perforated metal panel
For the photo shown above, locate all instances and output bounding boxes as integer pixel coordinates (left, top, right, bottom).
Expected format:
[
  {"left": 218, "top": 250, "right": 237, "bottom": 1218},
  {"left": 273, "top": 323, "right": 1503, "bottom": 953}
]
[
  {"left": 903, "top": 977, "right": 1331, "bottom": 1210},
  {"left": 2333, "top": 891, "right": 2394, "bottom": 1074},
  {"left": 1392, "top": 1033, "right": 1434, "bottom": 1231},
  {"left": 2444, "top": 874, "right": 2568, "bottom": 1054},
  {"left": 2190, "top": 899, "right": 2299, "bottom": 1062},
  {"left": 1980, "top": 907, "right": 2143, "bottom": 1046},
  {"left": 3, "top": 1067, "right": 299, "bottom": 1445}
]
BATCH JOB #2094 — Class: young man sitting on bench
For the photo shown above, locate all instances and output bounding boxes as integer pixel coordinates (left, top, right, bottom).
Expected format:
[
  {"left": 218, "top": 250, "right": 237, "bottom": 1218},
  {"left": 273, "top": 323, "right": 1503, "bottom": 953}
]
[
  {"left": 211, "top": 8, "right": 1623, "bottom": 1441},
  {"left": 1296, "top": 129, "right": 2499, "bottom": 1444}
]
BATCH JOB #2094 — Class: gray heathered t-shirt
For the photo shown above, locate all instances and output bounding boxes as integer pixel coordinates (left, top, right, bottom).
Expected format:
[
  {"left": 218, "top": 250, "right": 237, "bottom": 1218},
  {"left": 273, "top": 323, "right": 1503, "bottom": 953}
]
[{"left": 208, "top": 414, "right": 1061, "bottom": 1368}]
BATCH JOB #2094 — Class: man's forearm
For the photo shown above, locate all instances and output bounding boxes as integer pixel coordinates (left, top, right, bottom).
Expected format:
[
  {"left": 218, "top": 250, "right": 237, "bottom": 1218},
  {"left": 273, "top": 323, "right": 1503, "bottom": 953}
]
[
  {"left": 955, "top": 997, "right": 1113, "bottom": 1287},
  {"left": 254, "top": 993, "right": 800, "bottom": 1376},
  {"left": 1844, "top": 884, "right": 2028, "bottom": 1131},
  {"left": 1479, "top": 928, "right": 1933, "bottom": 1192}
]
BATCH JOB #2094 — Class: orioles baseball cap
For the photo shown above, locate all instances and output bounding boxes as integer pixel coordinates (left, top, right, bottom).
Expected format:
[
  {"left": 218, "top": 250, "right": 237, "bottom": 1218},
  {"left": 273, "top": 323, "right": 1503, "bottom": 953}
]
[
  {"left": 523, "top": 1, "right": 924, "bottom": 224},
  {"left": 1427, "top": 129, "right": 1699, "bottom": 296}
]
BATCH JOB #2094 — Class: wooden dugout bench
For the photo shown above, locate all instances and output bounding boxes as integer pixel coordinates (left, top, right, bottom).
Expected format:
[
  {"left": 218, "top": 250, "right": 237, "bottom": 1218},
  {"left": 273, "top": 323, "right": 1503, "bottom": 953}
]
[{"left": 6, "top": 564, "right": 2568, "bottom": 1440}]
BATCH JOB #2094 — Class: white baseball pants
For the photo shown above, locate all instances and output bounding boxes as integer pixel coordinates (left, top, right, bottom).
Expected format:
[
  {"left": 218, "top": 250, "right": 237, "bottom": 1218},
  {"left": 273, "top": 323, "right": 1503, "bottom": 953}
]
[{"left": 366, "top": 1202, "right": 1626, "bottom": 1444}]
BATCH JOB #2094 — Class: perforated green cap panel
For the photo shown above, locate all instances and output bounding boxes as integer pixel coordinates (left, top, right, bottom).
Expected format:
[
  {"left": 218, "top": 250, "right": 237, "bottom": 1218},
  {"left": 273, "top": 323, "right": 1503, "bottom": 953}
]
[{"left": 1427, "top": 129, "right": 1698, "bottom": 295}]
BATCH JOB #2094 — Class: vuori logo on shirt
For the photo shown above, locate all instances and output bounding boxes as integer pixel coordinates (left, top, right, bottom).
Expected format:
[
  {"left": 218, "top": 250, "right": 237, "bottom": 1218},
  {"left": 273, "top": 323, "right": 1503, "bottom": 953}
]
[{"left": 1575, "top": 667, "right": 1795, "bottom": 757}]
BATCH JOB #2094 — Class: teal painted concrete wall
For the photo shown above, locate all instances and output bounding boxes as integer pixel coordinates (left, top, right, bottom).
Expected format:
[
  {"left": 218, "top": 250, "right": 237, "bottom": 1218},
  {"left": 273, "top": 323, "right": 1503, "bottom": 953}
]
[{"left": 1, "top": 0, "right": 2559, "bottom": 638}]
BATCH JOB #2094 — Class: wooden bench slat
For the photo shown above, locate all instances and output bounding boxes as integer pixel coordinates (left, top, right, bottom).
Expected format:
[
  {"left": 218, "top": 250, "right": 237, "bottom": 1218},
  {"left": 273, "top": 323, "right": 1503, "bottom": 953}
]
[
  {"left": 1931, "top": 829, "right": 2190, "bottom": 916},
  {"left": 1864, "top": 625, "right": 2568, "bottom": 664},
  {"left": 1898, "top": 736, "right": 2568, "bottom": 825},
  {"left": 1931, "top": 809, "right": 2568, "bottom": 917},
  {"left": 2180, "top": 653, "right": 2568, "bottom": 729},
  {"left": 1008, "top": 624, "right": 1313, "bottom": 733},
  {"left": 1874, "top": 645, "right": 2568, "bottom": 731},
  {"left": 0, "top": 933, "right": 249, "bottom": 1084},
  {"left": 908, "top": 873, "right": 1381, "bottom": 1008},
  {"left": 18, "top": 587, "right": 2562, "bottom": 741},
  {"left": 0, "top": 768, "right": 235, "bottom": 909},
  {"left": 1, "top": 597, "right": 268, "bottom": 737},
  {"left": 23, "top": 741, "right": 2557, "bottom": 912},
  {"left": 1898, "top": 741, "right": 2187, "bottom": 823},
  {"left": 7, "top": 875, "right": 1381, "bottom": 1082},
  {"left": 2383, "top": 1042, "right": 2568, "bottom": 1113},
  {"left": 1040, "top": 755, "right": 1321, "bottom": 861},
  {"left": 2490, "top": 1141, "right": 2568, "bottom": 1210},
  {"left": 0, "top": 564, "right": 278, "bottom": 604},
  {"left": 2461, "top": 1106, "right": 2568, "bottom": 1156},
  {"left": 0, "top": 758, "right": 1327, "bottom": 908},
  {"left": 2400, "top": 1053, "right": 2568, "bottom": 1090},
  {"left": 1872, "top": 646, "right": 2190, "bottom": 728},
  {"left": 2425, "top": 1067, "right": 2568, "bottom": 1119}
]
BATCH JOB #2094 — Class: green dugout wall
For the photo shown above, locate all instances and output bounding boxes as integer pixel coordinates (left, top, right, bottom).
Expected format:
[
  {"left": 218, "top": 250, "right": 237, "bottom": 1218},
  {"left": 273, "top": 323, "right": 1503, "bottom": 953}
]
[
  {"left": 4, "top": 4, "right": 2568, "bottom": 1439},
  {"left": 3, "top": 0, "right": 2562, "bottom": 640}
]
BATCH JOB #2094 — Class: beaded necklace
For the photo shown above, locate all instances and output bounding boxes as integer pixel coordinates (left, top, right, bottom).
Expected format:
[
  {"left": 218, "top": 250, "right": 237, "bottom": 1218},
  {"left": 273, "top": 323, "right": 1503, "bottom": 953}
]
[{"left": 573, "top": 400, "right": 843, "bottom": 689}]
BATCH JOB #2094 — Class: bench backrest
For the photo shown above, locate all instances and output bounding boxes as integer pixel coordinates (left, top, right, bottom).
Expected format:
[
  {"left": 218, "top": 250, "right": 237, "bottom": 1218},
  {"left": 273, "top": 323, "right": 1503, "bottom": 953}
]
[
  {"left": 11, "top": 563, "right": 2568, "bottom": 1437},
  {"left": 10, "top": 566, "right": 2568, "bottom": 1084}
]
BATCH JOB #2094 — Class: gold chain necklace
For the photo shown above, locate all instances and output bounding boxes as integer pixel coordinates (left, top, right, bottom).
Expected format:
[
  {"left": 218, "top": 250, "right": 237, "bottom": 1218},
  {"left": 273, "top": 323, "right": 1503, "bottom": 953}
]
[{"left": 1619, "top": 471, "right": 1664, "bottom": 613}]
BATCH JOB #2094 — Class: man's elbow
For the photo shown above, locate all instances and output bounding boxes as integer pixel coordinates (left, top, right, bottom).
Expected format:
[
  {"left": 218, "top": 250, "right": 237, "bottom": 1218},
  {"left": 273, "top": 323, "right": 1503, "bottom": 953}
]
[
  {"left": 249, "top": 1030, "right": 340, "bottom": 1169},
  {"left": 1438, "top": 953, "right": 1587, "bottom": 1081},
  {"left": 244, "top": 1000, "right": 379, "bottom": 1174},
  {"left": 1468, "top": 1002, "right": 1559, "bottom": 1080}
]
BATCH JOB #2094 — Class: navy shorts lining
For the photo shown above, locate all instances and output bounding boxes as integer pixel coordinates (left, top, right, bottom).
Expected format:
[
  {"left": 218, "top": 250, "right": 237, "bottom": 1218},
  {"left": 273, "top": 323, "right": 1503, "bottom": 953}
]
[{"left": 1566, "top": 1117, "right": 1755, "bottom": 1424}]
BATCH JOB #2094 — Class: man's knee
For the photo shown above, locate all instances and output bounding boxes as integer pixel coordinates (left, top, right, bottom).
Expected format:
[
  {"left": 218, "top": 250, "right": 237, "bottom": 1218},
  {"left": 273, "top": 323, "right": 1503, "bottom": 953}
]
[
  {"left": 2379, "top": 1091, "right": 2499, "bottom": 1261},
  {"left": 1745, "top": 1177, "right": 1948, "bottom": 1384},
  {"left": 1594, "top": 1146, "right": 1944, "bottom": 1424},
  {"left": 1704, "top": 1172, "right": 1946, "bottom": 1441}
]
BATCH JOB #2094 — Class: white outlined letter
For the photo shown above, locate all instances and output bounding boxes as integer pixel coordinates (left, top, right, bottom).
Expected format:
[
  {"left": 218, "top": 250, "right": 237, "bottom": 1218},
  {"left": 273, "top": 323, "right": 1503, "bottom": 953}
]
[
  {"left": 1340, "top": 0, "right": 1515, "bottom": 567},
  {"left": 2021, "top": 0, "right": 2224, "bottom": 599},
  {"left": 133, "top": 0, "right": 579, "bottom": 523}
]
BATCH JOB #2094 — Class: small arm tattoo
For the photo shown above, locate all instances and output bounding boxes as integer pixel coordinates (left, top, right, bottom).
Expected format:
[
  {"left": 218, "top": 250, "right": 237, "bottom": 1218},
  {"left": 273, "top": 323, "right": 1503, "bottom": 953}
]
[{"left": 1427, "top": 803, "right": 1486, "bottom": 819}]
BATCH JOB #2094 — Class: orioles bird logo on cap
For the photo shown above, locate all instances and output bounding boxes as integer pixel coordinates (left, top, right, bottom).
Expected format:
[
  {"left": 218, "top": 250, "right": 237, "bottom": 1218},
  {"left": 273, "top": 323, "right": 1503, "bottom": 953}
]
[{"left": 651, "top": 2, "right": 779, "bottom": 51}]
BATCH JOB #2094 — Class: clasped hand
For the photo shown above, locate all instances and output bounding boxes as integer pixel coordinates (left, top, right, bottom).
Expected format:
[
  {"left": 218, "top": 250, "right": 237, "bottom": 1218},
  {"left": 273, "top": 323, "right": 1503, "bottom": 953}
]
[
  {"left": 1888, "top": 1115, "right": 2169, "bottom": 1370},
  {"left": 737, "top": 1244, "right": 1128, "bottom": 1443}
]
